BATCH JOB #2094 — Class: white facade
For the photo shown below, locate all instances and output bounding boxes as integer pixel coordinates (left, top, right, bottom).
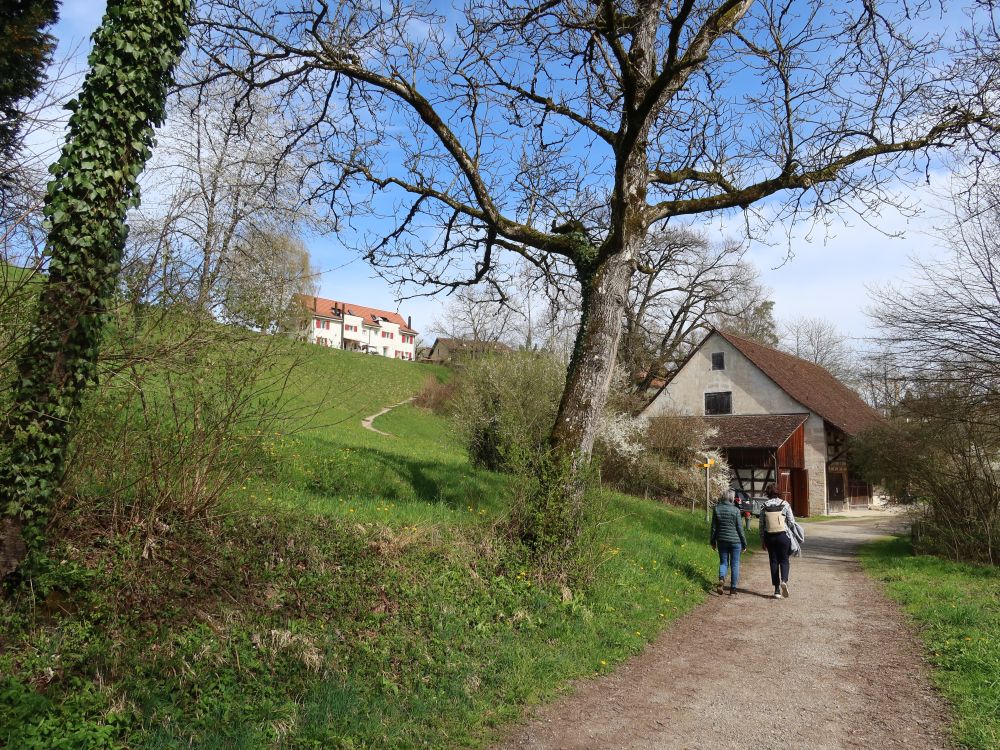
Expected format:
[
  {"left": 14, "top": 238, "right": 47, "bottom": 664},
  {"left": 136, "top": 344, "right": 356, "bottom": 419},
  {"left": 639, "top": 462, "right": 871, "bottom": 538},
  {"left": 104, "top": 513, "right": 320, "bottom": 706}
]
[
  {"left": 645, "top": 332, "right": 829, "bottom": 515},
  {"left": 302, "top": 298, "right": 417, "bottom": 360}
]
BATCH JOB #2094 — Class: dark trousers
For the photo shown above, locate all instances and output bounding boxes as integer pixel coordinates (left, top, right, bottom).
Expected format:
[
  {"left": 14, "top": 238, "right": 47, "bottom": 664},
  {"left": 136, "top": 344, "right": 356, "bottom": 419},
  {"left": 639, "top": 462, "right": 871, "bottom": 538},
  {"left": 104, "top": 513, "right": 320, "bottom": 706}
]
[{"left": 765, "top": 532, "right": 791, "bottom": 588}]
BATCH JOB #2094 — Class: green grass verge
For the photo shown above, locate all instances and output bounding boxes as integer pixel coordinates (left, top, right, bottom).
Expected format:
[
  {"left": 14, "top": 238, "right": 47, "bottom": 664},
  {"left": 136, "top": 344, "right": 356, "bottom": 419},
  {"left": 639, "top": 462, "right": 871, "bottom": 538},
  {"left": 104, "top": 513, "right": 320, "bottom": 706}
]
[
  {"left": 1, "top": 344, "right": 718, "bottom": 749},
  {"left": 860, "top": 537, "right": 1000, "bottom": 750}
]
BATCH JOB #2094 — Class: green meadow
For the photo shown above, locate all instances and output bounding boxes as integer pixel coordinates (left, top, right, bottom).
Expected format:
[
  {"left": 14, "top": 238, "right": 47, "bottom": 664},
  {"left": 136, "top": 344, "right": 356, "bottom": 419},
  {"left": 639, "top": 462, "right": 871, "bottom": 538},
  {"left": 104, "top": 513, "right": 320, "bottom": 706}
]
[{"left": 1, "top": 341, "right": 718, "bottom": 749}]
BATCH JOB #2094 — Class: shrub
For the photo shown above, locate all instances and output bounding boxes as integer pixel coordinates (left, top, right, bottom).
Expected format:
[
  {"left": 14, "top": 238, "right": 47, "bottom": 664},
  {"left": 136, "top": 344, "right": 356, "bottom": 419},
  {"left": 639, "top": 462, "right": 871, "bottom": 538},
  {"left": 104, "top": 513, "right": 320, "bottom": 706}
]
[
  {"left": 597, "top": 409, "right": 730, "bottom": 505},
  {"left": 413, "top": 375, "right": 455, "bottom": 414},
  {"left": 853, "top": 394, "right": 1000, "bottom": 565},
  {"left": 447, "top": 351, "right": 565, "bottom": 472},
  {"left": 502, "top": 446, "right": 601, "bottom": 578},
  {"left": 61, "top": 307, "right": 308, "bottom": 531}
]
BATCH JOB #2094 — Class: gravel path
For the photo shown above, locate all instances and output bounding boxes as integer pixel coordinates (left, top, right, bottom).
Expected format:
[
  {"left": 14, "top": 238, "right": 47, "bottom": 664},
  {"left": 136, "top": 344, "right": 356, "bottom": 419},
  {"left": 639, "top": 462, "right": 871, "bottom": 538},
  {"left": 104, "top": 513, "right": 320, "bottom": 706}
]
[
  {"left": 497, "top": 515, "right": 954, "bottom": 750},
  {"left": 360, "top": 397, "right": 414, "bottom": 436}
]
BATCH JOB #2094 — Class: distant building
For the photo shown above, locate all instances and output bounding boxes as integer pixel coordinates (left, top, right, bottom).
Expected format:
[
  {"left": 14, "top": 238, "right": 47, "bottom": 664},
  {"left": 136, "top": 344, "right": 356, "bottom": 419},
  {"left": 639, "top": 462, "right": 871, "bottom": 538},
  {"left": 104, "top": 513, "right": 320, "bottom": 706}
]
[
  {"left": 295, "top": 294, "right": 417, "bottom": 361},
  {"left": 633, "top": 371, "right": 667, "bottom": 396},
  {"left": 426, "top": 338, "right": 514, "bottom": 364},
  {"left": 643, "top": 328, "right": 882, "bottom": 516}
]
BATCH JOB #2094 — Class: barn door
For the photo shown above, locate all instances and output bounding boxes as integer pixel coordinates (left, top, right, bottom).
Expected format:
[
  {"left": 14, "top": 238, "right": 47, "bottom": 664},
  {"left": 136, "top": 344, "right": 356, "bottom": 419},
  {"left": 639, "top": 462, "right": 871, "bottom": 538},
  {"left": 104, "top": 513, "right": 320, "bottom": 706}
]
[
  {"left": 791, "top": 469, "right": 809, "bottom": 517},
  {"left": 778, "top": 468, "right": 810, "bottom": 516},
  {"left": 827, "top": 472, "right": 845, "bottom": 513}
]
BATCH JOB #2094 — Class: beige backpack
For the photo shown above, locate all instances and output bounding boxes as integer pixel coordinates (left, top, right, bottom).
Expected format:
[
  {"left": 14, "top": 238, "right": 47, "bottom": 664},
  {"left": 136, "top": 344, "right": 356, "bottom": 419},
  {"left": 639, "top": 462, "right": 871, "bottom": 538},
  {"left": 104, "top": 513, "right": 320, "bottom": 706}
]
[{"left": 764, "top": 503, "right": 787, "bottom": 533}]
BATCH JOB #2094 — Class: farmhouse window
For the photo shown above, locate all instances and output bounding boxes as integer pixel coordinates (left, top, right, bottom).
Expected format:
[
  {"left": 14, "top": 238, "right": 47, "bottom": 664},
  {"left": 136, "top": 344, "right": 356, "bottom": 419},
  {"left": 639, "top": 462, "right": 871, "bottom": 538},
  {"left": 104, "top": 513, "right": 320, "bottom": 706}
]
[
  {"left": 711, "top": 352, "right": 725, "bottom": 370},
  {"left": 704, "top": 391, "right": 732, "bottom": 415}
]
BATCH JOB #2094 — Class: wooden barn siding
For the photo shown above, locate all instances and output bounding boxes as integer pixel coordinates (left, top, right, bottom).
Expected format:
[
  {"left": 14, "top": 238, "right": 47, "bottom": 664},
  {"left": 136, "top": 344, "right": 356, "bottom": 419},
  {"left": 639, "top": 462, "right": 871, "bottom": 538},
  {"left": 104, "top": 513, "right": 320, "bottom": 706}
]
[
  {"left": 776, "top": 423, "right": 806, "bottom": 469},
  {"left": 725, "top": 447, "right": 774, "bottom": 468}
]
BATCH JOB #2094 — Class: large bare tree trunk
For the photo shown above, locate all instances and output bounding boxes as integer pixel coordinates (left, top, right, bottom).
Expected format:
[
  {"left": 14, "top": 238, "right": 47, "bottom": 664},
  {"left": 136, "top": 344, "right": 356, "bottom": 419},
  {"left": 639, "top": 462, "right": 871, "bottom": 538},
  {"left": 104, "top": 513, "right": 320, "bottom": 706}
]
[
  {"left": 538, "top": 3, "right": 657, "bottom": 547},
  {"left": 549, "top": 0, "right": 655, "bottom": 465},
  {"left": 550, "top": 254, "right": 635, "bottom": 460}
]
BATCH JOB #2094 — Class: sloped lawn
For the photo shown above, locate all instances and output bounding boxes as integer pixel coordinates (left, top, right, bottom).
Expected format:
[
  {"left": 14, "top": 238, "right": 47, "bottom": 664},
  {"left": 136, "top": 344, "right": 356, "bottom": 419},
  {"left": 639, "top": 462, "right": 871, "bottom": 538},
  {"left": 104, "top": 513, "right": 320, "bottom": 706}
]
[{"left": 2, "top": 345, "right": 717, "bottom": 749}]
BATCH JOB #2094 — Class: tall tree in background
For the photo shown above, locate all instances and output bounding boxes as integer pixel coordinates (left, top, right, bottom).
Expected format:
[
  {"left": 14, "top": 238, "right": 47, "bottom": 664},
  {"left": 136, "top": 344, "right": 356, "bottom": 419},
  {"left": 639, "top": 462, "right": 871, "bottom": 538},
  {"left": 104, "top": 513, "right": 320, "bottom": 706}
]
[
  {"left": 1, "top": 0, "right": 192, "bottom": 579},
  {"left": 780, "top": 315, "right": 856, "bottom": 383},
  {"left": 855, "top": 348, "right": 907, "bottom": 415},
  {"left": 0, "top": 0, "right": 59, "bottom": 171},
  {"left": 716, "top": 299, "right": 779, "bottom": 348},
  {"left": 870, "top": 174, "right": 1000, "bottom": 394},
  {"left": 623, "top": 227, "right": 759, "bottom": 392},
  {"left": 432, "top": 287, "right": 518, "bottom": 345},
  {"left": 128, "top": 77, "right": 320, "bottom": 323},
  {"left": 0, "top": 0, "right": 60, "bottom": 242},
  {"left": 199, "top": 0, "right": 997, "bottom": 549},
  {"left": 859, "top": 173, "right": 1000, "bottom": 563}
]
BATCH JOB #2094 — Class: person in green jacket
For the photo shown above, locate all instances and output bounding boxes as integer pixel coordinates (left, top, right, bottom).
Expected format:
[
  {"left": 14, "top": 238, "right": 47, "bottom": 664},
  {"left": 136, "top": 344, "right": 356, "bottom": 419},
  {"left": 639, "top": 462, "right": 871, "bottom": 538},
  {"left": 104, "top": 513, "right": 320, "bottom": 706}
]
[{"left": 710, "top": 489, "right": 747, "bottom": 596}]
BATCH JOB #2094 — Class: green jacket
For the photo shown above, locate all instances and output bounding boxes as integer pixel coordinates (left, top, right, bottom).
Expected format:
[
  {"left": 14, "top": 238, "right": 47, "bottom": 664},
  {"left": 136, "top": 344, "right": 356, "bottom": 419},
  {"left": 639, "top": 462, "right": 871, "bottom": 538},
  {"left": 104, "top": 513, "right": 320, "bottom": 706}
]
[{"left": 710, "top": 499, "right": 747, "bottom": 548}]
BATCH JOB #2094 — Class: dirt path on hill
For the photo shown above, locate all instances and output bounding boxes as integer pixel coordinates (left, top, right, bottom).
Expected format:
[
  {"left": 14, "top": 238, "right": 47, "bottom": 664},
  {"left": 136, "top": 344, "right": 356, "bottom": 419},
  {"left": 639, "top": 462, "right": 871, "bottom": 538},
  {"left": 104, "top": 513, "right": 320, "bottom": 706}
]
[
  {"left": 496, "top": 516, "right": 955, "bottom": 750},
  {"left": 360, "top": 397, "right": 414, "bottom": 436}
]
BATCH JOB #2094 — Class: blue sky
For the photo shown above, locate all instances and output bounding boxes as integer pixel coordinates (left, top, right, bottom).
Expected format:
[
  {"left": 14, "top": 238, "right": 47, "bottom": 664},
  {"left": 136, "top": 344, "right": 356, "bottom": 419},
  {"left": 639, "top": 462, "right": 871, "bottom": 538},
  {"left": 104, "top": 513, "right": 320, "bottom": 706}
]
[{"left": 50, "top": 1, "right": 953, "bottom": 345}]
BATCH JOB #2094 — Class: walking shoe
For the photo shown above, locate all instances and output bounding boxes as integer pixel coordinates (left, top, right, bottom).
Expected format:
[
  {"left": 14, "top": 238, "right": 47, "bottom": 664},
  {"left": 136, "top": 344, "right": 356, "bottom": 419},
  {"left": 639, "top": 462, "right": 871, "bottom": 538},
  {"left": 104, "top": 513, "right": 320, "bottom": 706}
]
[
  {"left": 780, "top": 581, "right": 790, "bottom": 598},
  {"left": 729, "top": 587, "right": 739, "bottom": 597},
  {"left": 717, "top": 578, "right": 725, "bottom": 595},
  {"left": 773, "top": 589, "right": 782, "bottom": 599}
]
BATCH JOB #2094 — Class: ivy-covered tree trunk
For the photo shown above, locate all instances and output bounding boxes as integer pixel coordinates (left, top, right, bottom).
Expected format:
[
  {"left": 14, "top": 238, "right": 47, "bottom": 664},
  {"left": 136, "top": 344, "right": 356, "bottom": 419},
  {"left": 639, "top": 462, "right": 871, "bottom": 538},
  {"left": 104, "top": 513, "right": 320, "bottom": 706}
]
[{"left": 0, "top": 0, "right": 191, "bottom": 580}]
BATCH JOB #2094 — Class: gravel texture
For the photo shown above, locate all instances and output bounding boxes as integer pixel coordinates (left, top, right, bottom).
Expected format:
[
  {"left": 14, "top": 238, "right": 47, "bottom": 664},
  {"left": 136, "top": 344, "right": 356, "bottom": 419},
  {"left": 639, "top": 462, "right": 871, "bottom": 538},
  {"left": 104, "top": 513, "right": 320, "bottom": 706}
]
[{"left": 496, "top": 515, "right": 954, "bottom": 750}]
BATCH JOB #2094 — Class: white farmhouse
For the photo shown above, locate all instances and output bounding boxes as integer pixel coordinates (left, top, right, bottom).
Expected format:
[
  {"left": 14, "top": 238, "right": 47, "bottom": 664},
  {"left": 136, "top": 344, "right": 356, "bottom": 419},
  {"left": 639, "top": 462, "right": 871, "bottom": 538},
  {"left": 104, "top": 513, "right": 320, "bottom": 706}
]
[
  {"left": 643, "top": 329, "right": 882, "bottom": 516},
  {"left": 296, "top": 294, "right": 418, "bottom": 361}
]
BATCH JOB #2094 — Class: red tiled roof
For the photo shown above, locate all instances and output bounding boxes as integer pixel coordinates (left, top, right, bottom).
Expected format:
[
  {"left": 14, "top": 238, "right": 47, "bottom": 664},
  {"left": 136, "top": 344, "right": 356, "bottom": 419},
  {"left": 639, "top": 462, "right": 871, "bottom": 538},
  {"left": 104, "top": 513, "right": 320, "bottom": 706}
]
[
  {"left": 695, "top": 413, "right": 809, "bottom": 449},
  {"left": 715, "top": 330, "right": 881, "bottom": 436},
  {"left": 296, "top": 294, "right": 417, "bottom": 333},
  {"left": 635, "top": 371, "right": 667, "bottom": 390}
]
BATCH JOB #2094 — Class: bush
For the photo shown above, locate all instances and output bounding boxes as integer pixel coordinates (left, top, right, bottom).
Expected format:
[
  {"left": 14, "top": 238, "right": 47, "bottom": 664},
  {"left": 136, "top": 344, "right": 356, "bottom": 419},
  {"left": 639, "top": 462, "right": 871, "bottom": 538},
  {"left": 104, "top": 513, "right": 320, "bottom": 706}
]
[
  {"left": 853, "top": 395, "right": 1000, "bottom": 565},
  {"left": 596, "top": 409, "right": 730, "bottom": 505},
  {"left": 447, "top": 352, "right": 565, "bottom": 472},
  {"left": 413, "top": 375, "right": 455, "bottom": 414},
  {"left": 61, "top": 307, "right": 308, "bottom": 531}
]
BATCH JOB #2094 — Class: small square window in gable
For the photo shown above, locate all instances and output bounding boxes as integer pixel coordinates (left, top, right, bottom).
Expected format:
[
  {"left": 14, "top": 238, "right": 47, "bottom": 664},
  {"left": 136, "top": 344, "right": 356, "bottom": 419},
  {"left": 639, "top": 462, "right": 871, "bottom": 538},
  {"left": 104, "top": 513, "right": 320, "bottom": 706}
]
[
  {"left": 711, "top": 352, "right": 725, "bottom": 370},
  {"left": 705, "top": 391, "right": 732, "bottom": 415}
]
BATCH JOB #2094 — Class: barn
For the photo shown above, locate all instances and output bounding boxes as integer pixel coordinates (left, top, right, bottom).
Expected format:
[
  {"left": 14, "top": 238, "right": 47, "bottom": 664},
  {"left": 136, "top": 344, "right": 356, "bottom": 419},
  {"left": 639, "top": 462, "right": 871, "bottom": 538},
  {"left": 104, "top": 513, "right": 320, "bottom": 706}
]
[{"left": 643, "top": 329, "right": 882, "bottom": 516}]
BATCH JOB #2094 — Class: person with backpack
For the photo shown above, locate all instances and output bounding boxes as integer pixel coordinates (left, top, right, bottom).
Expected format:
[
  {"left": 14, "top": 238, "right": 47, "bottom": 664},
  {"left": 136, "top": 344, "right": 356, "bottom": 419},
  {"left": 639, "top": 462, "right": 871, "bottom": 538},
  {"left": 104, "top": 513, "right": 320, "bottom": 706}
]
[
  {"left": 710, "top": 489, "right": 747, "bottom": 596},
  {"left": 758, "top": 483, "right": 804, "bottom": 599}
]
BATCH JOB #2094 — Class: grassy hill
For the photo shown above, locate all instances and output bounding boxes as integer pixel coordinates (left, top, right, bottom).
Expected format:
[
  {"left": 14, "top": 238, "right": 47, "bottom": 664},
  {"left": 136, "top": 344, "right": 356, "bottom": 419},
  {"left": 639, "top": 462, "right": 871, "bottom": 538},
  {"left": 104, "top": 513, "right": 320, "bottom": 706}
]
[{"left": 1, "top": 342, "right": 717, "bottom": 749}]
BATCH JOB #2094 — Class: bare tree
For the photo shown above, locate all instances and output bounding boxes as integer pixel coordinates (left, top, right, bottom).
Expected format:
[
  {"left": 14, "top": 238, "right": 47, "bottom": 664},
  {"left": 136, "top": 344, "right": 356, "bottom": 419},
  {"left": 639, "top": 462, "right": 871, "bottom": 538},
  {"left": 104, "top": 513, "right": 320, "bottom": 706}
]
[
  {"left": 129, "top": 74, "right": 321, "bottom": 323},
  {"left": 431, "top": 286, "right": 518, "bottom": 344},
  {"left": 869, "top": 173, "right": 1000, "bottom": 394},
  {"left": 195, "top": 0, "right": 998, "bottom": 543},
  {"left": 860, "top": 168, "right": 1000, "bottom": 563},
  {"left": 854, "top": 347, "right": 908, "bottom": 415},
  {"left": 780, "top": 315, "right": 856, "bottom": 383},
  {"left": 624, "top": 227, "right": 760, "bottom": 391},
  {"left": 1, "top": 51, "right": 83, "bottom": 262},
  {"left": 222, "top": 230, "right": 318, "bottom": 331},
  {"left": 715, "top": 298, "right": 779, "bottom": 347}
]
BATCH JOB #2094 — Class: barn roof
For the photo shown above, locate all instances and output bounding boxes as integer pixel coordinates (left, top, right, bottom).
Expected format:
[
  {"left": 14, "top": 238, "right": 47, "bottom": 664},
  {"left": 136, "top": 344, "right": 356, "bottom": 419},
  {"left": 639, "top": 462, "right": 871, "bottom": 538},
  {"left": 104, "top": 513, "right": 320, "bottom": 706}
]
[
  {"left": 715, "top": 330, "right": 881, "bottom": 436},
  {"left": 697, "top": 413, "right": 809, "bottom": 449}
]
